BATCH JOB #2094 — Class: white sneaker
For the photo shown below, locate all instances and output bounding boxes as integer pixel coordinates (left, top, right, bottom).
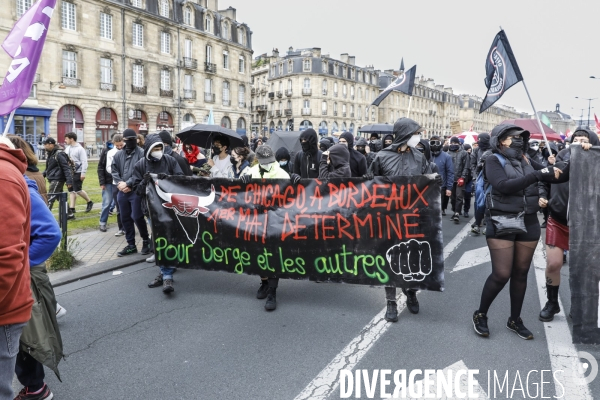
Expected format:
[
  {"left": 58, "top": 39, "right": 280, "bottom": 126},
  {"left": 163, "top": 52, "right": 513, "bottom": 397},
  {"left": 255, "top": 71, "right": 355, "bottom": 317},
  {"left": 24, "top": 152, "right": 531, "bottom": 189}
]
[
  {"left": 56, "top": 303, "right": 67, "bottom": 319},
  {"left": 146, "top": 254, "right": 155, "bottom": 263},
  {"left": 114, "top": 230, "right": 125, "bottom": 237}
]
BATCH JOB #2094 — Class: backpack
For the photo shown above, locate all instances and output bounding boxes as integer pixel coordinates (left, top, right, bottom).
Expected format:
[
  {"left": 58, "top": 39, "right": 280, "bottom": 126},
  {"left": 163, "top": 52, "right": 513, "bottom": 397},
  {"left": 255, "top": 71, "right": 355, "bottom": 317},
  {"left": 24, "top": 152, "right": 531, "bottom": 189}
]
[
  {"left": 58, "top": 150, "right": 77, "bottom": 172},
  {"left": 474, "top": 153, "right": 506, "bottom": 213}
]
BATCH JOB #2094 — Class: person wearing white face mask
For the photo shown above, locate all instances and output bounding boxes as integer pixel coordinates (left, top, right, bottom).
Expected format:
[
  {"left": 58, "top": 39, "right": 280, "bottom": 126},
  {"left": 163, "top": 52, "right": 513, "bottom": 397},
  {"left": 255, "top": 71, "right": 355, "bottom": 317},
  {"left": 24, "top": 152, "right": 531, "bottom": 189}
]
[
  {"left": 131, "top": 134, "right": 184, "bottom": 294},
  {"left": 365, "top": 118, "right": 439, "bottom": 321},
  {"left": 527, "top": 139, "right": 545, "bottom": 165}
]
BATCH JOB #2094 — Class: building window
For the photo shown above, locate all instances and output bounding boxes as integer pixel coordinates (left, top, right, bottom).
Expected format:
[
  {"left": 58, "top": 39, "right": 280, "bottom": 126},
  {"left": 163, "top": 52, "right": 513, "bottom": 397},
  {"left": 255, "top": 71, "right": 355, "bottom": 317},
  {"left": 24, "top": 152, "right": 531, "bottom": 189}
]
[
  {"left": 133, "top": 23, "right": 143, "bottom": 47},
  {"left": 288, "top": 60, "right": 293, "bottom": 72},
  {"left": 159, "top": 0, "right": 169, "bottom": 18},
  {"left": 62, "top": 50, "right": 77, "bottom": 78},
  {"left": 223, "top": 51, "right": 229, "bottom": 69},
  {"left": 342, "top": 84, "right": 347, "bottom": 97},
  {"left": 334, "top": 82, "right": 338, "bottom": 95},
  {"left": 17, "top": 0, "right": 33, "bottom": 18},
  {"left": 322, "top": 101, "right": 327, "bottom": 112},
  {"left": 238, "top": 85, "right": 245, "bottom": 106},
  {"left": 304, "top": 99, "right": 310, "bottom": 109},
  {"left": 100, "top": 12, "right": 112, "bottom": 39},
  {"left": 303, "top": 59, "right": 311, "bottom": 71},
  {"left": 131, "top": 0, "right": 142, "bottom": 7},
  {"left": 303, "top": 78, "right": 310, "bottom": 89},
  {"left": 62, "top": 1, "right": 76, "bottom": 31},
  {"left": 350, "top": 86, "right": 355, "bottom": 98},
  {"left": 334, "top": 63, "right": 338, "bottom": 76},
  {"left": 322, "top": 60, "right": 327, "bottom": 73},
  {"left": 160, "top": 32, "right": 170, "bottom": 54},
  {"left": 239, "top": 56, "right": 245, "bottom": 73},
  {"left": 133, "top": 64, "right": 144, "bottom": 87},
  {"left": 183, "top": 7, "right": 192, "bottom": 25},
  {"left": 100, "top": 58, "right": 112, "bottom": 83},
  {"left": 322, "top": 80, "right": 327, "bottom": 94},
  {"left": 160, "top": 69, "right": 170, "bottom": 90},
  {"left": 278, "top": 63, "right": 283, "bottom": 75},
  {"left": 205, "top": 14, "right": 212, "bottom": 33},
  {"left": 238, "top": 28, "right": 246, "bottom": 45},
  {"left": 184, "top": 39, "right": 193, "bottom": 58},
  {"left": 205, "top": 45, "right": 211, "bottom": 63},
  {"left": 223, "top": 81, "right": 230, "bottom": 103},
  {"left": 222, "top": 21, "right": 229, "bottom": 40},
  {"left": 205, "top": 78, "right": 213, "bottom": 93},
  {"left": 287, "top": 79, "right": 292, "bottom": 90},
  {"left": 184, "top": 74, "right": 193, "bottom": 90},
  {"left": 358, "top": 87, "right": 362, "bottom": 100},
  {"left": 333, "top": 103, "right": 337, "bottom": 112}
]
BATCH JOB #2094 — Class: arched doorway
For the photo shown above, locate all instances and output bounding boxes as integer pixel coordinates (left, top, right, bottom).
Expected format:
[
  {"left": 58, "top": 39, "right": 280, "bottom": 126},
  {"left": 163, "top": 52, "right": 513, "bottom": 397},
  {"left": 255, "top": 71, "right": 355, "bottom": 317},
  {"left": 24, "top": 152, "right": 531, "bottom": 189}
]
[
  {"left": 287, "top": 119, "right": 294, "bottom": 131},
  {"left": 341, "top": 122, "right": 347, "bottom": 132},
  {"left": 277, "top": 120, "right": 283, "bottom": 131},
  {"left": 182, "top": 113, "right": 195, "bottom": 129},
  {"left": 319, "top": 121, "right": 328, "bottom": 135},
  {"left": 221, "top": 116, "right": 231, "bottom": 129},
  {"left": 349, "top": 123, "right": 355, "bottom": 134},
  {"left": 157, "top": 111, "right": 174, "bottom": 133},
  {"left": 299, "top": 120, "right": 313, "bottom": 131},
  {"left": 128, "top": 109, "right": 148, "bottom": 135},
  {"left": 236, "top": 117, "right": 247, "bottom": 135},
  {"left": 332, "top": 121, "right": 339, "bottom": 133},
  {"left": 269, "top": 121, "right": 275, "bottom": 133},
  {"left": 57, "top": 104, "right": 84, "bottom": 144},
  {"left": 95, "top": 107, "right": 118, "bottom": 144}
]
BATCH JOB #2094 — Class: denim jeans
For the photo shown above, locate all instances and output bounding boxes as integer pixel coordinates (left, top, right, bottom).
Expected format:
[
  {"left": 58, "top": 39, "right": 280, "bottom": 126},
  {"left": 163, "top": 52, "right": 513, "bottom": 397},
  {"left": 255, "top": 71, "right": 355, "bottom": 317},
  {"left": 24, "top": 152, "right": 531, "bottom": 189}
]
[
  {"left": 160, "top": 267, "right": 176, "bottom": 280},
  {"left": 99, "top": 183, "right": 114, "bottom": 224},
  {"left": 0, "top": 323, "right": 26, "bottom": 399}
]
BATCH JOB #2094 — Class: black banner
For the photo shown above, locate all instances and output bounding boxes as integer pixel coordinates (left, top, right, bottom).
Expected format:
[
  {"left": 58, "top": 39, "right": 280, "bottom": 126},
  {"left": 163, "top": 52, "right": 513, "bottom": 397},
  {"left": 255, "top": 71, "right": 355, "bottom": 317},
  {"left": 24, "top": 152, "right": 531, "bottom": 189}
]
[
  {"left": 569, "top": 147, "right": 600, "bottom": 344},
  {"left": 146, "top": 175, "right": 444, "bottom": 290}
]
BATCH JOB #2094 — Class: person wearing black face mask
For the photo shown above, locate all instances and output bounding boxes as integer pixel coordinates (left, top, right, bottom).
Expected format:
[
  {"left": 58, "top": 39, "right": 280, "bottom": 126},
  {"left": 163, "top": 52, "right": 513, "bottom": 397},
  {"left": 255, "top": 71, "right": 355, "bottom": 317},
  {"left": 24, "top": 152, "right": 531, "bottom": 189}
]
[
  {"left": 383, "top": 134, "right": 394, "bottom": 149},
  {"left": 527, "top": 140, "right": 544, "bottom": 165},
  {"left": 447, "top": 137, "right": 470, "bottom": 223},
  {"left": 207, "top": 135, "right": 233, "bottom": 178},
  {"left": 111, "top": 129, "right": 151, "bottom": 257},
  {"left": 429, "top": 135, "right": 454, "bottom": 216},
  {"left": 355, "top": 137, "right": 368, "bottom": 157},
  {"left": 293, "top": 128, "right": 322, "bottom": 178}
]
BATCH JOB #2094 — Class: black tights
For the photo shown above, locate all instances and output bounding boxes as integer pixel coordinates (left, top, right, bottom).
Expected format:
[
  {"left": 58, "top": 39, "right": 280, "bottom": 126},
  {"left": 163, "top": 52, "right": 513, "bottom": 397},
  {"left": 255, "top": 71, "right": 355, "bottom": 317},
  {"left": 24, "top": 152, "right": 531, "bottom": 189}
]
[{"left": 478, "top": 239, "right": 538, "bottom": 320}]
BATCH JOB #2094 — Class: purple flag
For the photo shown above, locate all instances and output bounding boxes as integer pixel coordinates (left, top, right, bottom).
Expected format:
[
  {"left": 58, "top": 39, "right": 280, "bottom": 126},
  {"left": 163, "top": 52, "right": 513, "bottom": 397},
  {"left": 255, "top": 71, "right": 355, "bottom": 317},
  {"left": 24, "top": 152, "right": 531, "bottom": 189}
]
[{"left": 0, "top": 0, "right": 56, "bottom": 116}]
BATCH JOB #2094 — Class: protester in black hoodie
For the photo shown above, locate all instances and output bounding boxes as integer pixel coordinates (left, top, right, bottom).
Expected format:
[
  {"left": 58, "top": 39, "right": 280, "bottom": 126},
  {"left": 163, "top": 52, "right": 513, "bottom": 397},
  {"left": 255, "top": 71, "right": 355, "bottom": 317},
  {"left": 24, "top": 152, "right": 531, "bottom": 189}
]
[
  {"left": 472, "top": 124, "right": 561, "bottom": 340},
  {"left": 471, "top": 133, "right": 492, "bottom": 234},
  {"left": 383, "top": 134, "right": 394, "bottom": 149},
  {"left": 319, "top": 144, "right": 351, "bottom": 179},
  {"left": 319, "top": 138, "right": 333, "bottom": 152},
  {"left": 158, "top": 130, "right": 192, "bottom": 176},
  {"left": 275, "top": 147, "right": 291, "bottom": 173},
  {"left": 367, "top": 118, "right": 435, "bottom": 321},
  {"left": 538, "top": 129, "right": 597, "bottom": 322},
  {"left": 339, "top": 132, "right": 367, "bottom": 177},
  {"left": 416, "top": 138, "right": 438, "bottom": 173},
  {"left": 293, "top": 128, "right": 322, "bottom": 178}
]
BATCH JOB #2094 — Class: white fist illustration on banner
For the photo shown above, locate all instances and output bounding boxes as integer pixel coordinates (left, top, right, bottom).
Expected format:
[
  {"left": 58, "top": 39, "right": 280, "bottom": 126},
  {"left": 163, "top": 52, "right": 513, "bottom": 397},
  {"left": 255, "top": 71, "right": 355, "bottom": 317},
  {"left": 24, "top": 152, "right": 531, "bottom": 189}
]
[{"left": 386, "top": 239, "right": 433, "bottom": 282}]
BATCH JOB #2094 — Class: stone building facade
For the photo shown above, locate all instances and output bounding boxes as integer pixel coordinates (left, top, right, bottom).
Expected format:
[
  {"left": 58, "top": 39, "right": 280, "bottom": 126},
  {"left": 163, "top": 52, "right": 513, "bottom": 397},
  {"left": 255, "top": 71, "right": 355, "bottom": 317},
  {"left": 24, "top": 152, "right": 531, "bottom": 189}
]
[
  {"left": 538, "top": 104, "right": 576, "bottom": 134},
  {"left": 250, "top": 48, "right": 380, "bottom": 136},
  {"left": 0, "top": 0, "right": 253, "bottom": 146}
]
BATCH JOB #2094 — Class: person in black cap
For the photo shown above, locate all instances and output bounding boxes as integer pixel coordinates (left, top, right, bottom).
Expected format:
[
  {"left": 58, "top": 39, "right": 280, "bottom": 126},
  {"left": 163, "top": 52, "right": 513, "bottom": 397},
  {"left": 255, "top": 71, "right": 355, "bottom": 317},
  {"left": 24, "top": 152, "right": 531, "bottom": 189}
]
[
  {"left": 43, "top": 137, "right": 74, "bottom": 214},
  {"left": 447, "top": 136, "right": 470, "bottom": 223},
  {"left": 158, "top": 130, "right": 192, "bottom": 176},
  {"left": 293, "top": 128, "right": 322, "bottom": 178},
  {"left": 111, "top": 129, "right": 151, "bottom": 257}
]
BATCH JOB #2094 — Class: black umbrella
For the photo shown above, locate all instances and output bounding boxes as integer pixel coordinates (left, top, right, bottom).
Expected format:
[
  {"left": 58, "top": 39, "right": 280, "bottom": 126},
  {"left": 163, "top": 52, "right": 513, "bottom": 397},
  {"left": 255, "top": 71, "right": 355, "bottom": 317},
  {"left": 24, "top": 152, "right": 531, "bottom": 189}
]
[
  {"left": 358, "top": 124, "right": 393, "bottom": 135},
  {"left": 176, "top": 124, "right": 244, "bottom": 149},
  {"left": 266, "top": 131, "right": 303, "bottom": 155}
]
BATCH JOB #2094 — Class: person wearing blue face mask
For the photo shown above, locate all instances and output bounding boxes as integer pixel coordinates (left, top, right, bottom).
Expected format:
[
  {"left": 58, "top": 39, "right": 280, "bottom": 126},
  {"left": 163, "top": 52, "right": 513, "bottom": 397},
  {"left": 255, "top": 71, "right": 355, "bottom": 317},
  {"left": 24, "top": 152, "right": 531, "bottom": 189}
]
[{"left": 275, "top": 146, "right": 292, "bottom": 173}]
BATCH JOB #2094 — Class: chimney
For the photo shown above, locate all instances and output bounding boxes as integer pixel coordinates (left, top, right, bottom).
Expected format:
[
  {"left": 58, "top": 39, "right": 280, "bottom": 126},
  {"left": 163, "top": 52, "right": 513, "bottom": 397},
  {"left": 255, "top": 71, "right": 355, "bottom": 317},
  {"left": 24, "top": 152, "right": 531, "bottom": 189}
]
[
  {"left": 348, "top": 56, "right": 356, "bottom": 65},
  {"left": 312, "top": 47, "right": 321, "bottom": 57},
  {"left": 272, "top": 48, "right": 279, "bottom": 58},
  {"left": 556, "top": 103, "right": 560, "bottom": 112},
  {"left": 340, "top": 53, "right": 349, "bottom": 64}
]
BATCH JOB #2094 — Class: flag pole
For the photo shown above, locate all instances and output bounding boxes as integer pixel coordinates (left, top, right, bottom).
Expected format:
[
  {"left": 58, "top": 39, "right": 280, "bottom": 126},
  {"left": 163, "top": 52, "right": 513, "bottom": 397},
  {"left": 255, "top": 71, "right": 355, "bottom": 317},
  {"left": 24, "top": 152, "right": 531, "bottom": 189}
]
[
  {"left": 522, "top": 80, "right": 549, "bottom": 144},
  {"left": 2, "top": 111, "right": 16, "bottom": 136},
  {"left": 407, "top": 96, "right": 413, "bottom": 118}
]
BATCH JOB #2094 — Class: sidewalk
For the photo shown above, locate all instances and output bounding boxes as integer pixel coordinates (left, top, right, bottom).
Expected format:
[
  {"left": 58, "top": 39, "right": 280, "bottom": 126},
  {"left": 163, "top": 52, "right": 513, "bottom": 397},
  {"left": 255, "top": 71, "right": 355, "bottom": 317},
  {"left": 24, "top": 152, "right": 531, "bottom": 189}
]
[{"left": 49, "top": 225, "right": 150, "bottom": 286}]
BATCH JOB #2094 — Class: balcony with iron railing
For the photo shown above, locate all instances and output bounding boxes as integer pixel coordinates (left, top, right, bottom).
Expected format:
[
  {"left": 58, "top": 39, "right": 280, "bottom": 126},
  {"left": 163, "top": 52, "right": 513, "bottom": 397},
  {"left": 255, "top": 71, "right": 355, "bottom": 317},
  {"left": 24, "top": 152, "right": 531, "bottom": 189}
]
[
  {"left": 131, "top": 84, "right": 146, "bottom": 94},
  {"left": 204, "top": 92, "right": 215, "bottom": 103},
  {"left": 251, "top": 88, "right": 256, "bottom": 95},
  {"left": 333, "top": 92, "right": 338, "bottom": 97},
  {"left": 276, "top": 91, "right": 283, "bottom": 98},
  {"left": 302, "top": 88, "right": 312, "bottom": 96},
  {"left": 301, "top": 108, "right": 312, "bottom": 116},
  {"left": 284, "top": 109, "right": 292, "bottom": 116},
  {"left": 342, "top": 93, "right": 347, "bottom": 98},
  {"left": 322, "top": 89, "right": 328, "bottom": 96},
  {"left": 285, "top": 89, "right": 293, "bottom": 97},
  {"left": 62, "top": 76, "right": 81, "bottom": 87},
  {"left": 100, "top": 82, "right": 116, "bottom": 91},
  {"left": 160, "top": 89, "right": 173, "bottom": 97},
  {"left": 184, "top": 89, "right": 196, "bottom": 100},
  {"left": 223, "top": 99, "right": 231, "bottom": 106},
  {"left": 343, "top": 112, "right": 347, "bottom": 117},
  {"left": 334, "top": 111, "right": 338, "bottom": 116},
  {"left": 204, "top": 62, "right": 217, "bottom": 73},
  {"left": 322, "top": 110, "right": 328, "bottom": 116},
  {"left": 268, "top": 111, "right": 274, "bottom": 118},
  {"left": 256, "top": 105, "right": 267, "bottom": 112},
  {"left": 350, "top": 113, "right": 354, "bottom": 118},
  {"left": 276, "top": 110, "right": 282, "bottom": 117},
  {"left": 350, "top": 95, "right": 355, "bottom": 100},
  {"left": 183, "top": 57, "right": 198, "bottom": 70},
  {"left": 239, "top": 102, "right": 246, "bottom": 108}
]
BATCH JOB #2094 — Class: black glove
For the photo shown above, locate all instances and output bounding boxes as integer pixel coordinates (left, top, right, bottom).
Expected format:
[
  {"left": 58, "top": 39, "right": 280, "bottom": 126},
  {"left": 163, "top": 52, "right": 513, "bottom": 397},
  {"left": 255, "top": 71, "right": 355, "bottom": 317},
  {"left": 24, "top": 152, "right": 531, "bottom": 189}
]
[
  {"left": 536, "top": 166, "right": 562, "bottom": 182},
  {"left": 240, "top": 174, "right": 252, "bottom": 184},
  {"left": 434, "top": 174, "right": 443, "bottom": 187},
  {"left": 362, "top": 172, "right": 374, "bottom": 180},
  {"left": 290, "top": 173, "right": 301, "bottom": 185},
  {"left": 157, "top": 173, "right": 168, "bottom": 180},
  {"left": 143, "top": 173, "right": 153, "bottom": 184}
]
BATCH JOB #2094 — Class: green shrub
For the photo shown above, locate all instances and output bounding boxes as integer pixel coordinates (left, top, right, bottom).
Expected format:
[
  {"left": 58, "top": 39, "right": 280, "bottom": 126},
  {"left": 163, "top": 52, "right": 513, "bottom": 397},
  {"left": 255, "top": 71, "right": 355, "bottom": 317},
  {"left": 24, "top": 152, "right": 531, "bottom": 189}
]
[{"left": 47, "top": 238, "right": 79, "bottom": 271}]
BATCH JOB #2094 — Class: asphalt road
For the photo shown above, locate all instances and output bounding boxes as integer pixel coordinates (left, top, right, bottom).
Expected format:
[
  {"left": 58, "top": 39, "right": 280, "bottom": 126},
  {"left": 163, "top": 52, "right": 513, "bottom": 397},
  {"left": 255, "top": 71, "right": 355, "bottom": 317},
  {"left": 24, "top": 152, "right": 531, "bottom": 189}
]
[{"left": 35, "top": 214, "right": 595, "bottom": 400}]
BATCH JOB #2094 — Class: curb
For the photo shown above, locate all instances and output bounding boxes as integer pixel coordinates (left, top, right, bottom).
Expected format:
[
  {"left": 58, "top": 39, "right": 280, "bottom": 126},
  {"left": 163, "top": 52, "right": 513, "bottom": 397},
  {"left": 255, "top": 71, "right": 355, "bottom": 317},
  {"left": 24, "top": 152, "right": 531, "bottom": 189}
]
[{"left": 50, "top": 253, "right": 150, "bottom": 287}]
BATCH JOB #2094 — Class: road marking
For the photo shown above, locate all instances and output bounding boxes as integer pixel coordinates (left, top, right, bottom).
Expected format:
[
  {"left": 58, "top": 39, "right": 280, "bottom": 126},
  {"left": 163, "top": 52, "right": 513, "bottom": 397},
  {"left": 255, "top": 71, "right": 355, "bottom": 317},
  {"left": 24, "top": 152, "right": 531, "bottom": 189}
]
[
  {"left": 294, "top": 221, "right": 473, "bottom": 400},
  {"left": 451, "top": 246, "right": 490, "bottom": 273},
  {"left": 532, "top": 242, "right": 593, "bottom": 399}
]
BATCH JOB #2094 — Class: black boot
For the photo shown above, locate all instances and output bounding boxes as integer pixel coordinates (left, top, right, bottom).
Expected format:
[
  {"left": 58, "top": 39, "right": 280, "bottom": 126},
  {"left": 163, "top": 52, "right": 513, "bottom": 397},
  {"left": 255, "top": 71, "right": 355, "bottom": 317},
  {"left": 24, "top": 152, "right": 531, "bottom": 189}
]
[
  {"left": 385, "top": 300, "right": 398, "bottom": 322},
  {"left": 256, "top": 280, "right": 269, "bottom": 299},
  {"left": 402, "top": 288, "right": 419, "bottom": 314},
  {"left": 539, "top": 285, "right": 561, "bottom": 322},
  {"left": 141, "top": 240, "right": 151, "bottom": 255},
  {"left": 265, "top": 287, "right": 277, "bottom": 311}
]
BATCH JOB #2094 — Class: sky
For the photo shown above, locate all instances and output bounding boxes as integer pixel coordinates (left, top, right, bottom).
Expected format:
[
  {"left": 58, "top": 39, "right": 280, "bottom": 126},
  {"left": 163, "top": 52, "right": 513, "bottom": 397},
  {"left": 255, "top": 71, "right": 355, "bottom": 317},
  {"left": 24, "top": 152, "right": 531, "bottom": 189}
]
[{"left": 224, "top": 0, "right": 600, "bottom": 121}]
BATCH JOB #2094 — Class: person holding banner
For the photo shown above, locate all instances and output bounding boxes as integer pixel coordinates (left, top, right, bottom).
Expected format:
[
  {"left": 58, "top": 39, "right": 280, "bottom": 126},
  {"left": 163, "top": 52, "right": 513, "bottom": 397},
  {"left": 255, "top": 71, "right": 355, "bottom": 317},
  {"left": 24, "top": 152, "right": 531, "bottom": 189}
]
[
  {"left": 294, "top": 129, "right": 322, "bottom": 178},
  {"left": 319, "top": 144, "right": 351, "bottom": 179},
  {"left": 366, "top": 118, "right": 434, "bottom": 321},
  {"left": 538, "top": 129, "right": 597, "bottom": 322},
  {"left": 472, "top": 125, "right": 563, "bottom": 340}
]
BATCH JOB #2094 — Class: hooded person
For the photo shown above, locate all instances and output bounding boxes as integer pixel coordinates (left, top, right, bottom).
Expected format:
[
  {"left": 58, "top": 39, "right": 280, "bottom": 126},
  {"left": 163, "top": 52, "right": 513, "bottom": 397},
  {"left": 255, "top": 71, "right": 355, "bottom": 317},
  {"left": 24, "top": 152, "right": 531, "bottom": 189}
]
[
  {"left": 240, "top": 145, "right": 293, "bottom": 312},
  {"left": 470, "top": 133, "right": 494, "bottom": 234},
  {"left": 429, "top": 135, "right": 454, "bottom": 216},
  {"left": 527, "top": 139, "right": 545, "bottom": 165},
  {"left": 293, "top": 128, "right": 322, "bottom": 178},
  {"left": 319, "top": 138, "right": 333, "bottom": 153},
  {"left": 339, "top": 132, "right": 367, "bottom": 177},
  {"left": 159, "top": 130, "right": 192, "bottom": 176},
  {"left": 447, "top": 136, "right": 470, "bottom": 223},
  {"left": 383, "top": 134, "right": 394, "bottom": 149},
  {"left": 355, "top": 137, "right": 369, "bottom": 157},
  {"left": 240, "top": 134, "right": 256, "bottom": 165},
  {"left": 275, "top": 146, "right": 292, "bottom": 173},
  {"left": 367, "top": 118, "right": 435, "bottom": 321},
  {"left": 319, "top": 144, "right": 351, "bottom": 179},
  {"left": 461, "top": 143, "right": 475, "bottom": 217},
  {"left": 538, "top": 128, "right": 598, "bottom": 323},
  {"left": 368, "top": 133, "right": 383, "bottom": 153},
  {"left": 416, "top": 138, "right": 438, "bottom": 173},
  {"left": 472, "top": 124, "right": 562, "bottom": 339},
  {"left": 132, "top": 134, "right": 184, "bottom": 294}
]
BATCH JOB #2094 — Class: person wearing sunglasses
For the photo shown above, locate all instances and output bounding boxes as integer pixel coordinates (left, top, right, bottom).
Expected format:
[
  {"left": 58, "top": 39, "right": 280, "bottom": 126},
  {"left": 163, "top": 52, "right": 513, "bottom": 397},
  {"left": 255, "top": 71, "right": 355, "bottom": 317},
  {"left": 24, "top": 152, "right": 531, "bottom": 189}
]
[{"left": 429, "top": 136, "right": 454, "bottom": 216}]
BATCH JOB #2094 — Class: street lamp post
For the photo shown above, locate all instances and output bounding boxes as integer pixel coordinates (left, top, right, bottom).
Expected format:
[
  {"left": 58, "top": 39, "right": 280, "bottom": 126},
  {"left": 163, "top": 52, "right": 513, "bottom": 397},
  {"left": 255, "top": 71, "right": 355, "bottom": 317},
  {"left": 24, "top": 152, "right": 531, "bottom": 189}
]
[{"left": 575, "top": 96, "right": 597, "bottom": 128}]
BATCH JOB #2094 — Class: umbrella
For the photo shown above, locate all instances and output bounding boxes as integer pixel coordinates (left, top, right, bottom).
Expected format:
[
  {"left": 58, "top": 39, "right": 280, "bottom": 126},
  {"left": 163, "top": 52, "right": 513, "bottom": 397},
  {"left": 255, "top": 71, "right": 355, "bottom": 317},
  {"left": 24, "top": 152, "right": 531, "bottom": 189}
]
[
  {"left": 176, "top": 124, "right": 244, "bottom": 149},
  {"left": 266, "top": 131, "right": 303, "bottom": 158},
  {"left": 501, "top": 119, "right": 563, "bottom": 142},
  {"left": 456, "top": 132, "right": 478, "bottom": 145},
  {"left": 358, "top": 124, "right": 393, "bottom": 135}
]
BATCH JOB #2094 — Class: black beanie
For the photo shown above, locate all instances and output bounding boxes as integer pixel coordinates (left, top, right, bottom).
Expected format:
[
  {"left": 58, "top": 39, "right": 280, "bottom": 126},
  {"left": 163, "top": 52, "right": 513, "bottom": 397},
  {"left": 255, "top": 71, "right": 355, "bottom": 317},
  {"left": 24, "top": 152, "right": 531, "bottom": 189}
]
[
  {"left": 123, "top": 128, "right": 137, "bottom": 139},
  {"left": 450, "top": 137, "right": 460, "bottom": 144},
  {"left": 158, "top": 130, "right": 173, "bottom": 146}
]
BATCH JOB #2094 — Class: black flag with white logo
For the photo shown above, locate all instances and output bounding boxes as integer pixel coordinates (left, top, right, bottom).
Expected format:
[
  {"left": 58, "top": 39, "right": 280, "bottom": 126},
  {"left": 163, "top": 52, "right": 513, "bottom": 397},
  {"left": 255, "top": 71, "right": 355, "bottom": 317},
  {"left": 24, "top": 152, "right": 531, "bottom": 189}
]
[
  {"left": 479, "top": 30, "right": 523, "bottom": 113},
  {"left": 371, "top": 65, "right": 416, "bottom": 107}
]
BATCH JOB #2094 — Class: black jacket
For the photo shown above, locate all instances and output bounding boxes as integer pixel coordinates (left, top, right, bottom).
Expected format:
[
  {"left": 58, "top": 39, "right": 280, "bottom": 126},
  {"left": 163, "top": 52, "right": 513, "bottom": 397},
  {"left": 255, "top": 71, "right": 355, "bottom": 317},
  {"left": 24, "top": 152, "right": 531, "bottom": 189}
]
[
  {"left": 165, "top": 145, "right": 192, "bottom": 176},
  {"left": 293, "top": 129, "right": 322, "bottom": 178},
  {"left": 448, "top": 147, "right": 470, "bottom": 181},
  {"left": 369, "top": 118, "right": 432, "bottom": 177},
  {"left": 340, "top": 132, "right": 367, "bottom": 177},
  {"left": 275, "top": 147, "right": 292, "bottom": 173},
  {"left": 111, "top": 146, "right": 144, "bottom": 188},
  {"left": 319, "top": 144, "right": 351, "bottom": 179},
  {"left": 97, "top": 145, "right": 113, "bottom": 186},
  {"left": 44, "top": 148, "right": 73, "bottom": 185},
  {"left": 132, "top": 135, "right": 184, "bottom": 195}
]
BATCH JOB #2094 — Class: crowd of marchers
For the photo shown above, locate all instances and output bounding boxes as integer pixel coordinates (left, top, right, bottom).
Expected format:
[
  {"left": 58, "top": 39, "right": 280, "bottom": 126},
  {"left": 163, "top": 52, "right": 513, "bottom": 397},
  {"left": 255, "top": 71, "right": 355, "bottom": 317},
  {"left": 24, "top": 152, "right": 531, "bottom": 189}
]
[{"left": 1, "top": 117, "right": 596, "bottom": 399}]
